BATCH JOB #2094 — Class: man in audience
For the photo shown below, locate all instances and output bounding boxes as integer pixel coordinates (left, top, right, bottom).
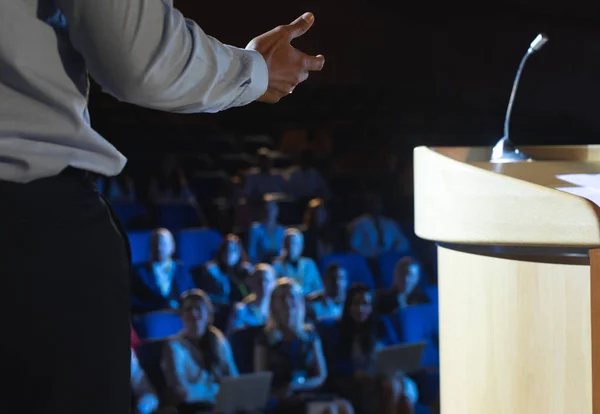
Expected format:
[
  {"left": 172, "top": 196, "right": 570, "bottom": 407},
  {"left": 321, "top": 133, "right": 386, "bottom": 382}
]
[
  {"left": 348, "top": 194, "right": 410, "bottom": 258},
  {"left": 1, "top": 0, "right": 324, "bottom": 411},
  {"left": 131, "top": 228, "right": 196, "bottom": 313}
]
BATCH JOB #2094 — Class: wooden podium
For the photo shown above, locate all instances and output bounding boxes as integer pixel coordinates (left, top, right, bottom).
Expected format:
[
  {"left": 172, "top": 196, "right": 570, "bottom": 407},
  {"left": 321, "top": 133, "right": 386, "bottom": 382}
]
[{"left": 413, "top": 145, "right": 600, "bottom": 414}]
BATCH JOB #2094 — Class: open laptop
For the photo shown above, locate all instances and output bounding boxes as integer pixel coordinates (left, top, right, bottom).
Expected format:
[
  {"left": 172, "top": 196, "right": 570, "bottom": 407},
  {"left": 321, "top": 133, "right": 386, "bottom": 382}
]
[
  {"left": 214, "top": 371, "right": 273, "bottom": 414},
  {"left": 374, "top": 341, "right": 427, "bottom": 377}
]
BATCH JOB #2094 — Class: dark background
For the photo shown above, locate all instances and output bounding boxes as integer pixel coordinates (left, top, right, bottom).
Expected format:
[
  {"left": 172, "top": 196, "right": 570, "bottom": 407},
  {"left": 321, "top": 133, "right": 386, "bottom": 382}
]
[{"left": 90, "top": 0, "right": 600, "bottom": 156}]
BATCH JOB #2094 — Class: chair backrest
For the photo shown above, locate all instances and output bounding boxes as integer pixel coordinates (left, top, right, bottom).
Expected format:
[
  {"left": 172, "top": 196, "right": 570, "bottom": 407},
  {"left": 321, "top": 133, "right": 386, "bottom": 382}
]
[
  {"left": 132, "top": 310, "right": 184, "bottom": 340},
  {"left": 127, "top": 230, "right": 152, "bottom": 264},
  {"left": 396, "top": 304, "right": 439, "bottom": 367},
  {"left": 155, "top": 203, "right": 202, "bottom": 232},
  {"left": 228, "top": 325, "right": 265, "bottom": 374},
  {"left": 320, "top": 253, "right": 376, "bottom": 288},
  {"left": 176, "top": 228, "right": 223, "bottom": 269}
]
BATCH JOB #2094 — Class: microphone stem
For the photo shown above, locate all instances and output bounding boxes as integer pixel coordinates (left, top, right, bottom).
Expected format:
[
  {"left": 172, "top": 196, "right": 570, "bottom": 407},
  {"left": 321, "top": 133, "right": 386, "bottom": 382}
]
[{"left": 503, "top": 51, "right": 533, "bottom": 140}]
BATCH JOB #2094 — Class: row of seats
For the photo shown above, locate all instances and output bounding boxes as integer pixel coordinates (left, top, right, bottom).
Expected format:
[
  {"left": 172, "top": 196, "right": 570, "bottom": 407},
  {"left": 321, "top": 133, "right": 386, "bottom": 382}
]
[
  {"left": 134, "top": 303, "right": 440, "bottom": 408},
  {"left": 127, "top": 227, "right": 432, "bottom": 290}
]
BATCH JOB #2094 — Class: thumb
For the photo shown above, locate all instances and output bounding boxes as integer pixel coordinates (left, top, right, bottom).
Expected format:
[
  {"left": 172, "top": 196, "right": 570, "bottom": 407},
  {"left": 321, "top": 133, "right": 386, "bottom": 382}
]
[{"left": 287, "top": 12, "right": 315, "bottom": 41}]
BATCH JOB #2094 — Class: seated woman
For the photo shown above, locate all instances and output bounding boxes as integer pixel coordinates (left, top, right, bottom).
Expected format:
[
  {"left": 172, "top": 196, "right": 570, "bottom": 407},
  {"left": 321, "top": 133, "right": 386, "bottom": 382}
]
[
  {"left": 306, "top": 262, "right": 348, "bottom": 321},
  {"left": 227, "top": 263, "right": 276, "bottom": 335},
  {"left": 327, "top": 284, "right": 416, "bottom": 414},
  {"left": 247, "top": 194, "right": 286, "bottom": 263},
  {"left": 377, "top": 257, "right": 430, "bottom": 315},
  {"left": 254, "top": 278, "right": 353, "bottom": 414},
  {"left": 272, "top": 229, "right": 324, "bottom": 296},
  {"left": 131, "top": 228, "right": 196, "bottom": 313},
  {"left": 131, "top": 349, "right": 160, "bottom": 414},
  {"left": 191, "top": 234, "right": 252, "bottom": 305},
  {"left": 162, "top": 289, "right": 238, "bottom": 414}
]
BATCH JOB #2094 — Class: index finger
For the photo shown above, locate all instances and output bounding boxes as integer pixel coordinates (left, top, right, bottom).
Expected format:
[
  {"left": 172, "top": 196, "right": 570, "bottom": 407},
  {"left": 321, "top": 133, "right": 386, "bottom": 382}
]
[{"left": 303, "top": 54, "right": 325, "bottom": 71}]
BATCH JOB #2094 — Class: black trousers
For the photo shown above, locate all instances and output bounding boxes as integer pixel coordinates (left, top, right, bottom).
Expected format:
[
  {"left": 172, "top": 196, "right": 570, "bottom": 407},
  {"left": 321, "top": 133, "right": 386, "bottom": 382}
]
[{"left": 0, "top": 169, "right": 131, "bottom": 414}]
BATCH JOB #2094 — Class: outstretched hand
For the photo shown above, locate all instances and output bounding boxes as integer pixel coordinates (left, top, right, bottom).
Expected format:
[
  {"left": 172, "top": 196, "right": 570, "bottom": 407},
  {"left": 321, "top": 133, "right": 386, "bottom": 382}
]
[{"left": 246, "top": 13, "right": 325, "bottom": 103}]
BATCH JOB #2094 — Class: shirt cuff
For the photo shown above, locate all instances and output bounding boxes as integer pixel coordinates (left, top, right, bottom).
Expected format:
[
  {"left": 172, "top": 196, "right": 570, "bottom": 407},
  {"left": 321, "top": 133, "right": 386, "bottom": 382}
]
[{"left": 229, "top": 48, "right": 269, "bottom": 107}]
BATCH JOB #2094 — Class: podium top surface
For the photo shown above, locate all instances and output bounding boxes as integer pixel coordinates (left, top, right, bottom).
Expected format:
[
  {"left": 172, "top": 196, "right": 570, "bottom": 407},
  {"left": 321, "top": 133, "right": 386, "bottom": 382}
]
[{"left": 414, "top": 145, "right": 600, "bottom": 247}]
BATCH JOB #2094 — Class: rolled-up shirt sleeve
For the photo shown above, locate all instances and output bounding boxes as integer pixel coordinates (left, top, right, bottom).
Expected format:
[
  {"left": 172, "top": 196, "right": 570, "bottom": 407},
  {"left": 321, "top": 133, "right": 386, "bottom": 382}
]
[{"left": 57, "top": 0, "right": 269, "bottom": 113}]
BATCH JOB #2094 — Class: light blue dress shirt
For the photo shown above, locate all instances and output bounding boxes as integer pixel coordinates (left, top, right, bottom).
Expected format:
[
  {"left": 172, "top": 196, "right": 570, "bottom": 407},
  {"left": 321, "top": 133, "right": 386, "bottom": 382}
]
[{"left": 0, "top": 0, "right": 269, "bottom": 183}]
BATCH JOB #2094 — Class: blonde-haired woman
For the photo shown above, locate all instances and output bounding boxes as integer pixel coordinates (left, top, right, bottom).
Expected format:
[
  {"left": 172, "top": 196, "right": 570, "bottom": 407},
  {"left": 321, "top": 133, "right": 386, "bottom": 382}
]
[{"left": 254, "top": 278, "right": 353, "bottom": 414}]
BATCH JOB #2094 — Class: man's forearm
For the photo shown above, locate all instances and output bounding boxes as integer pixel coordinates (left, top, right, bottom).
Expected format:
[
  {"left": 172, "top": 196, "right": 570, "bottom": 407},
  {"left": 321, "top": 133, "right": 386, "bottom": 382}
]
[{"left": 57, "top": 0, "right": 268, "bottom": 113}]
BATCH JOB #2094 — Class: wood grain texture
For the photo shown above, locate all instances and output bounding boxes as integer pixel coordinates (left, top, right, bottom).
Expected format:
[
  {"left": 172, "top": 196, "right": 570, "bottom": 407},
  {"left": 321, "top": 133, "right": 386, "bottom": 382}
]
[
  {"left": 414, "top": 145, "right": 600, "bottom": 246},
  {"left": 438, "top": 246, "right": 592, "bottom": 414}
]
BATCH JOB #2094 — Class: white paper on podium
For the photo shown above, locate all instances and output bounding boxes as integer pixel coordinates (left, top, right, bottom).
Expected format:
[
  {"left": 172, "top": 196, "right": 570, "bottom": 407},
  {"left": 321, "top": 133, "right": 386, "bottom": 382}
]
[
  {"left": 556, "top": 174, "right": 600, "bottom": 189},
  {"left": 556, "top": 173, "right": 600, "bottom": 207}
]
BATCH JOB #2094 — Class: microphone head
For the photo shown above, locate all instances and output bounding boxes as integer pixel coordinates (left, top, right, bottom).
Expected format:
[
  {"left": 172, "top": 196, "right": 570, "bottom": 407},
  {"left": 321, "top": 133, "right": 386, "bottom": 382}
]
[{"left": 528, "top": 33, "right": 548, "bottom": 53}]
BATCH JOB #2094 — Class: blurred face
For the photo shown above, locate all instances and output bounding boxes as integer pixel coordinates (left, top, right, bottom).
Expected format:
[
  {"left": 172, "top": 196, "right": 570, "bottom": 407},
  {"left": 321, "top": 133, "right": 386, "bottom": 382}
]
[
  {"left": 326, "top": 268, "right": 348, "bottom": 302},
  {"left": 223, "top": 240, "right": 241, "bottom": 267},
  {"left": 272, "top": 286, "right": 303, "bottom": 329},
  {"left": 405, "top": 264, "right": 420, "bottom": 294},
  {"left": 286, "top": 233, "right": 303, "bottom": 260},
  {"left": 152, "top": 229, "right": 175, "bottom": 262},
  {"left": 250, "top": 267, "right": 276, "bottom": 298},
  {"left": 394, "top": 262, "right": 420, "bottom": 294},
  {"left": 350, "top": 291, "right": 373, "bottom": 324},
  {"left": 181, "top": 297, "right": 210, "bottom": 338},
  {"left": 265, "top": 201, "right": 279, "bottom": 222}
]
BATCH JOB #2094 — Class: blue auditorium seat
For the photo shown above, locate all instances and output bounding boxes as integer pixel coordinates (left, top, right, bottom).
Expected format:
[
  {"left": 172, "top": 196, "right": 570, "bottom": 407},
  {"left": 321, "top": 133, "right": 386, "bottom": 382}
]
[
  {"left": 127, "top": 230, "right": 152, "bottom": 264},
  {"left": 176, "top": 228, "right": 222, "bottom": 269},
  {"left": 155, "top": 202, "right": 203, "bottom": 232},
  {"left": 382, "top": 304, "right": 440, "bottom": 406},
  {"left": 320, "top": 253, "right": 376, "bottom": 288},
  {"left": 131, "top": 310, "right": 184, "bottom": 340}
]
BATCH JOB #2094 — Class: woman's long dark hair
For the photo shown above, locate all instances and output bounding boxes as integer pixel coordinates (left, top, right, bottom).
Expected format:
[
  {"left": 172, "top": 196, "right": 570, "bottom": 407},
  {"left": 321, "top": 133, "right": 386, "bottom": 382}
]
[
  {"left": 214, "top": 234, "right": 249, "bottom": 271},
  {"left": 339, "top": 283, "right": 378, "bottom": 356},
  {"left": 179, "top": 290, "right": 224, "bottom": 378}
]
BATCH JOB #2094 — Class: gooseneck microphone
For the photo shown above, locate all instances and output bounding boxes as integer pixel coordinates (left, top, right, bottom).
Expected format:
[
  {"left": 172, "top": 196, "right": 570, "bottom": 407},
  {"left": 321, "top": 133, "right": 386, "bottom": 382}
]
[{"left": 490, "top": 33, "right": 549, "bottom": 163}]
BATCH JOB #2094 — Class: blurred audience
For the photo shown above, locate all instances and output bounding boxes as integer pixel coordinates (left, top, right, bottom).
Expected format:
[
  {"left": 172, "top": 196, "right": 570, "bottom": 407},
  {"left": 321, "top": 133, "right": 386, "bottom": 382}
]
[
  {"left": 191, "top": 234, "right": 252, "bottom": 305},
  {"left": 348, "top": 194, "right": 409, "bottom": 258},
  {"left": 227, "top": 263, "right": 276, "bottom": 335},
  {"left": 149, "top": 154, "right": 195, "bottom": 203},
  {"left": 131, "top": 228, "right": 196, "bottom": 313},
  {"left": 243, "top": 148, "right": 286, "bottom": 200},
  {"left": 286, "top": 149, "right": 331, "bottom": 200},
  {"left": 247, "top": 194, "right": 286, "bottom": 263},
  {"left": 162, "top": 290, "right": 238, "bottom": 413},
  {"left": 378, "top": 257, "right": 429, "bottom": 314},
  {"left": 327, "top": 284, "right": 417, "bottom": 414},
  {"left": 301, "top": 198, "right": 337, "bottom": 262},
  {"left": 307, "top": 263, "right": 348, "bottom": 321},
  {"left": 254, "top": 279, "right": 353, "bottom": 414},
  {"left": 99, "top": 171, "right": 136, "bottom": 202},
  {"left": 273, "top": 229, "right": 324, "bottom": 296}
]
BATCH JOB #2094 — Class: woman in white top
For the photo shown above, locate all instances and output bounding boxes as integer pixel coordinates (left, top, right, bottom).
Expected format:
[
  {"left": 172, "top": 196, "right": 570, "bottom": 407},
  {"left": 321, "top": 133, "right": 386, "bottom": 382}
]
[{"left": 161, "top": 290, "right": 238, "bottom": 413}]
